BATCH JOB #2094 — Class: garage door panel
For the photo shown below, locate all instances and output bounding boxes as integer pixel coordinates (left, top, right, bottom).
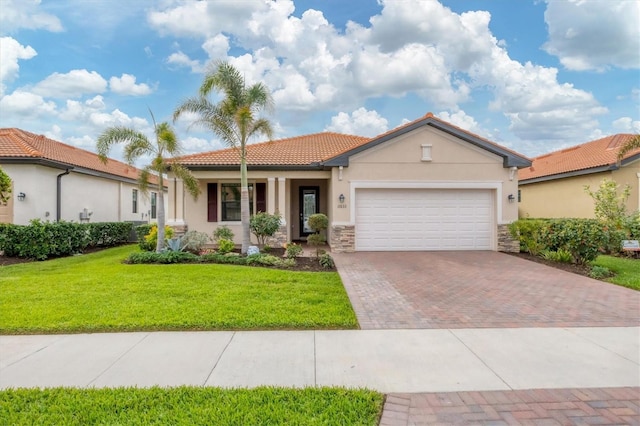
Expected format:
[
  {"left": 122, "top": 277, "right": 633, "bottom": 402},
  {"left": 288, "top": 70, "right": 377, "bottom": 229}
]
[{"left": 355, "top": 188, "right": 494, "bottom": 251}]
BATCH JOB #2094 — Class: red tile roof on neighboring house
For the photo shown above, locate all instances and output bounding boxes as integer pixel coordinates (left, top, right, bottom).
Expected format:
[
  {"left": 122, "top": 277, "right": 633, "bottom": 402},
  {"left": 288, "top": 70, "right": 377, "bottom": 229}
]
[
  {"left": 173, "top": 112, "right": 529, "bottom": 167},
  {"left": 518, "top": 134, "right": 640, "bottom": 181},
  {"left": 0, "top": 128, "right": 161, "bottom": 185},
  {"left": 173, "top": 131, "right": 370, "bottom": 166}
]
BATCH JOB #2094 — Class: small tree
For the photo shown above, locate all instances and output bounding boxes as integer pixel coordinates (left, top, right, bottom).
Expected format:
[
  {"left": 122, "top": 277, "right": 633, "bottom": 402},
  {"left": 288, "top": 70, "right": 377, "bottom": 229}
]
[
  {"left": 585, "top": 178, "right": 633, "bottom": 253},
  {"left": 306, "top": 213, "right": 328, "bottom": 257},
  {"left": 249, "top": 212, "right": 281, "bottom": 247},
  {"left": 0, "top": 166, "right": 11, "bottom": 204}
]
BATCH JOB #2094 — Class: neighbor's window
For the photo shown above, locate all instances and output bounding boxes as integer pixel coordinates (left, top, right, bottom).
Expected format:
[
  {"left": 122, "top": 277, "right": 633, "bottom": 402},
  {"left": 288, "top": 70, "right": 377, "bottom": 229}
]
[
  {"left": 151, "top": 192, "right": 157, "bottom": 219},
  {"left": 221, "top": 183, "right": 254, "bottom": 221},
  {"left": 132, "top": 189, "right": 138, "bottom": 213},
  {"left": 518, "top": 189, "right": 521, "bottom": 203},
  {"left": 421, "top": 144, "right": 432, "bottom": 161}
]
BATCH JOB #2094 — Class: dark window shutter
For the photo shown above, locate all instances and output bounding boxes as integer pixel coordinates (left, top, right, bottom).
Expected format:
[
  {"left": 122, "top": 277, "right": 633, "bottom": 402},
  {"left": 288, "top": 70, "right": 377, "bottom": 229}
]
[
  {"left": 256, "top": 182, "right": 266, "bottom": 213},
  {"left": 207, "top": 183, "right": 218, "bottom": 222}
]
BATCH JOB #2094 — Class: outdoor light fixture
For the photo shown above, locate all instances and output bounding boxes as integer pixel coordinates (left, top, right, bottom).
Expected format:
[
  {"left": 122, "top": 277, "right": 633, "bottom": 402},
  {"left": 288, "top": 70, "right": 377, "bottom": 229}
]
[
  {"left": 17, "top": 192, "right": 26, "bottom": 201},
  {"left": 507, "top": 194, "right": 515, "bottom": 203},
  {"left": 338, "top": 193, "right": 345, "bottom": 204}
]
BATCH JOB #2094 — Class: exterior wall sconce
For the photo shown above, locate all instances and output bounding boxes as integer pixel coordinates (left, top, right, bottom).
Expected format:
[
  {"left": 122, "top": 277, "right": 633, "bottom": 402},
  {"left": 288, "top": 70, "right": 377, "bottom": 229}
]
[
  {"left": 507, "top": 194, "right": 515, "bottom": 203},
  {"left": 338, "top": 193, "right": 345, "bottom": 204},
  {"left": 17, "top": 192, "right": 26, "bottom": 201}
]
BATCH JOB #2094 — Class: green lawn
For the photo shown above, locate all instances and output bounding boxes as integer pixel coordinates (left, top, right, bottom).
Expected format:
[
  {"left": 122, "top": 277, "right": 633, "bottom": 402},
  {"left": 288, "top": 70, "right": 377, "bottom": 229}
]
[
  {"left": 0, "top": 245, "right": 358, "bottom": 334},
  {"left": 592, "top": 255, "right": 640, "bottom": 290},
  {"left": 0, "top": 387, "right": 384, "bottom": 425}
]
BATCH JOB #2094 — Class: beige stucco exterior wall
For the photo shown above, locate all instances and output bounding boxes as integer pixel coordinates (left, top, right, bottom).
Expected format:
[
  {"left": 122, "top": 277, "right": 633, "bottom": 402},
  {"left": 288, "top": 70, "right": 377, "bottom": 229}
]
[
  {"left": 173, "top": 169, "right": 331, "bottom": 243},
  {"left": 518, "top": 161, "right": 640, "bottom": 219},
  {"left": 330, "top": 126, "right": 519, "bottom": 226},
  {"left": 1, "top": 164, "right": 166, "bottom": 225}
]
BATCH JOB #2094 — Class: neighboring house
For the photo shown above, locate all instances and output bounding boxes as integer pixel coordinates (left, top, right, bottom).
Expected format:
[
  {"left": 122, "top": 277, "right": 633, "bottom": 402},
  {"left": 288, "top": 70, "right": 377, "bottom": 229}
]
[
  {"left": 168, "top": 113, "right": 531, "bottom": 253},
  {"left": 0, "top": 128, "right": 167, "bottom": 226},
  {"left": 518, "top": 134, "right": 640, "bottom": 219}
]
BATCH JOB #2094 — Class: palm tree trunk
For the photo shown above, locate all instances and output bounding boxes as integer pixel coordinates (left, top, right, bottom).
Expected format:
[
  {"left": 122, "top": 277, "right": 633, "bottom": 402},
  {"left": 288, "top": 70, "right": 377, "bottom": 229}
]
[
  {"left": 240, "top": 159, "right": 251, "bottom": 254},
  {"left": 156, "top": 176, "right": 165, "bottom": 253}
]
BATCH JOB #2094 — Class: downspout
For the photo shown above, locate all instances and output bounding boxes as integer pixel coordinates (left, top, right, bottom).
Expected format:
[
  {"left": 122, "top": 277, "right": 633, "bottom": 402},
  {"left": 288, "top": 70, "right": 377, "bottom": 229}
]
[{"left": 56, "top": 169, "right": 71, "bottom": 222}]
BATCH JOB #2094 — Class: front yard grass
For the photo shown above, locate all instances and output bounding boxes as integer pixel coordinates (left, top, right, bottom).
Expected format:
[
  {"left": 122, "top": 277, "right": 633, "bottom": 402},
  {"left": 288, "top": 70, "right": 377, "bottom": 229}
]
[
  {"left": 0, "top": 245, "right": 358, "bottom": 334},
  {"left": 592, "top": 255, "right": 640, "bottom": 290},
  {"left": 0, "top": 387, "right": 384, "bottom": 425}
]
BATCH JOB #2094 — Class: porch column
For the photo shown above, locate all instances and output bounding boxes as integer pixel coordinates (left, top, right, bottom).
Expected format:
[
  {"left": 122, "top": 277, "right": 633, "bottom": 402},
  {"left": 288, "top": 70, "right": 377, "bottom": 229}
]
[
  {"left": 167, "top": 178, "right": 185, "bottom": 224},
  {"left": 277, "top": 177, "right": 286, "bottom": 224},
  {"left": 267, "top": 177, "right": 276, "bottom": 215}
]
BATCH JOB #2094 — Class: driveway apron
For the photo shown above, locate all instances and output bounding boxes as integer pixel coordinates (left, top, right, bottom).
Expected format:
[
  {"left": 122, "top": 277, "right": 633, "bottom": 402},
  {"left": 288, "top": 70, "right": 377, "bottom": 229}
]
[{"left": 333, "top": 251, "right": 640, "bottom": 329}]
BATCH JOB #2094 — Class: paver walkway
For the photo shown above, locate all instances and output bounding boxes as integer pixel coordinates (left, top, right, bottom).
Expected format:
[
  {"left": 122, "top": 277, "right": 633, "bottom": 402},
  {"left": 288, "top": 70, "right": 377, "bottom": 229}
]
[
  {"left": 333, "top": 251, "right": 640, "bottom": 329},
  {"left": 380, "top": 387, "right": 640, "bottom": 425}
]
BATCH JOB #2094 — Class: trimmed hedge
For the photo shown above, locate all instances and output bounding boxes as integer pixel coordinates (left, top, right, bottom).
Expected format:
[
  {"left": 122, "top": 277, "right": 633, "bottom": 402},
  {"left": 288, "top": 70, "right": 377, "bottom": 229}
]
[
  {"left": 509, "top": 218, "right": 610, "bottom": 264},
  {"left": 0, "top": 220, "right": 133, "bottom": 260}
]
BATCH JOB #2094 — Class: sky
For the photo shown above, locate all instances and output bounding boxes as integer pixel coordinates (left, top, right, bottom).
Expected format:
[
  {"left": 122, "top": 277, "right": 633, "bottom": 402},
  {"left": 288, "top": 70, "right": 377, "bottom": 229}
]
[{"left": 1, "top": 0, "right": 639, "bottom": 165}]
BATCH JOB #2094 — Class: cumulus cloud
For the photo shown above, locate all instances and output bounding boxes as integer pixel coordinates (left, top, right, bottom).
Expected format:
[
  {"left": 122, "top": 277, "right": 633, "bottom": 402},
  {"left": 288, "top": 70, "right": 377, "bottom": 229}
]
[
  {"left": 109, "top": 74, "right": 153, "bottom": 96},
  {"left": 167, "top": 51, "right": 204, "bottom": 73},
  {"left": 0, "top": 90, "right": 56, "bottom": 118},
  {"left": 612, "top": 117, "right": 640, "bottom": 133},
  {"left": 0, "top": 37, "right": 37, "bottom": 96},
  {"left": 32, "top": 69, "right": 108, "bottom": 98},
  {"left": 543, "top": 0, "right": 640, "bottom": 71},
  {"left": 0, "top": 0, "right": 63, "bottom": 33},
  {"left": 146, "top": 0, "right": 614, "bottom": 147},
  {"left": 325, "top": 108, "right": 388, "bottom": 136}
]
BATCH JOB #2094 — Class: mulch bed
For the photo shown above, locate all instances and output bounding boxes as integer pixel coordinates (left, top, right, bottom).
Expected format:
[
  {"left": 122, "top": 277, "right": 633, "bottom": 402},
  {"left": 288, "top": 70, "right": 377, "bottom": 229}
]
[{"left": 506, "top": 252, "right": 593, "bottom": 277}]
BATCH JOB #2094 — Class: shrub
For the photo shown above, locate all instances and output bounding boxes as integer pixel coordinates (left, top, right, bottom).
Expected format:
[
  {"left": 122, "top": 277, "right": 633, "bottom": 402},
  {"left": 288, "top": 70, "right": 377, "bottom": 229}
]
[
  {"left": 509, "top": 219, "right": 547, "bottom": 255},
  {"left": 625, "top": 211, "right": 640, "bottom": 239},
  {"left": 126, "top": 251, "right": 199, "bottom": 264},
  {"left": 141, "top": 225, "right": 174, "bottom": 252},
  {"left": 246, "top": 254, "right": 282, "bottom": 266},
  {"left": 212, "top": 225, "right": 234, "bottom": 242},
  {"left": 285, "top": 242, "right": 303, "bottom": 259},
  {"left": 307, "top": 213, "right": 328, "bottom": 232},
  {"left": 86, "top": 222, "right": 133, "bottom": 247},
  {"left": 200, "top": 252, "right": 247, "bottom": 265},
  {"left": 590, "top": 265, "right": 613, "bottom": 280},
  {"left": 540, "top": 249, "right": 573, "bottom": 263},
  {"left": 0, "top": 220, "right": 89, "bottom": 260},
  {"left": 249, "top": 212, "right": 281, "bottom": 246},
  {"left": 180, "top": 230, "right": 210, "bottom": 254},
  {"left": 0, "top": 166, "right": 11, "bottom": 204},
  {"left": 135, "top": 224, "right": 154, "bottom": 250},
  {"left": 216, "top": 238, "right": 235, "bottom": 254},
  {"left": 318, "top": 253, "right": 335, "bottom": 269}
]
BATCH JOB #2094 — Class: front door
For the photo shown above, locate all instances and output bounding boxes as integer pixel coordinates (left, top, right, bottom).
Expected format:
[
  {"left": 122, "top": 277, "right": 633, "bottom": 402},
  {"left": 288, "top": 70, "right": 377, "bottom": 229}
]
[{"left": 299, "top": 186, "right": 319, "bottom": 237}]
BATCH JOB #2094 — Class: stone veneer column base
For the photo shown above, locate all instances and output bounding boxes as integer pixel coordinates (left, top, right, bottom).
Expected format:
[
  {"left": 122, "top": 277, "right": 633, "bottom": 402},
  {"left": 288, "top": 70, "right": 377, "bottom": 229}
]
[
  {"left": 167, "top": 223, "right": 188, "bottom": 237},
  {"left": 497, "top": 224, "right": 520, "bottom": 253},
  {"left": 267, "top": 225, "right": 288, "bottom": 248},
  {"left": 330, "top": 225, "right": 355, "bottom": 253}
]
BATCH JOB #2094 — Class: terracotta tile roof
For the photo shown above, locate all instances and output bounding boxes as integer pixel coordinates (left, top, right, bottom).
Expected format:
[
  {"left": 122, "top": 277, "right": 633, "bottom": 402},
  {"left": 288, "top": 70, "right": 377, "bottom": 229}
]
[
  {"left": 173, "top": 112, "right": 528, "bottom": 167},
  {"left": 518, "top": 134, "right": 640, "bottom": 181},
  {"left": 172, "top": 132, "right": 370, "bottom": 166},
  {"left": 0, "top": 128, "right": 160, "bottom": 184}
]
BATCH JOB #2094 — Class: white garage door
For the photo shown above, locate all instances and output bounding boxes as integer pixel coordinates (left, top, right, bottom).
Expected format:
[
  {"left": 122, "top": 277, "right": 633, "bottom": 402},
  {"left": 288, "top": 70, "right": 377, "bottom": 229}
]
[{"left": 355, "top": 188, "right": 494, "bottom": 251}]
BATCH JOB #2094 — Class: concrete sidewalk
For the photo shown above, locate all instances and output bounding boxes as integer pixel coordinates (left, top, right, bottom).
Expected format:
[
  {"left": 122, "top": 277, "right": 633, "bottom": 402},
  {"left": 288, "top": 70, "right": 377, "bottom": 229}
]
[{"left": 1, "top": 327, "right": 638, "bottom": 392}]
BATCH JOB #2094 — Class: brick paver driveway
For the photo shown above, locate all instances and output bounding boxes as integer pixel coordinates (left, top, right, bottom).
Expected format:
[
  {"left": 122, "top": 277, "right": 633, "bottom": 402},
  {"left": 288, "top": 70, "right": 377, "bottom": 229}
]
[{"left": 333, "top": 251, "right": 640, "bottom": 329}]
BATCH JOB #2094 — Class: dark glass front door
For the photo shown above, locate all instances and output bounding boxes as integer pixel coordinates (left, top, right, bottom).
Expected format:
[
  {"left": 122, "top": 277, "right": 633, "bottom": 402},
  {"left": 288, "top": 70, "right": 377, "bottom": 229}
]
[{"left": 299, "top": 186, "right": 319, "bottom": 237}]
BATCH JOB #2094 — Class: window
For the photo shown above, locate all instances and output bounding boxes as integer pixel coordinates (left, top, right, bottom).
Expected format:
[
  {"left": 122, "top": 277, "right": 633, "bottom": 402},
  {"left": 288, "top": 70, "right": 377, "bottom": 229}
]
[
  {"left": 151, "top": 192, "right": 157, "bottom": 219},
  {"left": 421, "top": 144, "right": 432, "bottom": 161},
  {"left": 221, "top": 183, "right": 254, "bottom": 221},
  {"left": 518, "top": 189, "right": 521, "bottom": 203},
  {"left": 132, "top": 189, "right": 138, "bottom": 213}
]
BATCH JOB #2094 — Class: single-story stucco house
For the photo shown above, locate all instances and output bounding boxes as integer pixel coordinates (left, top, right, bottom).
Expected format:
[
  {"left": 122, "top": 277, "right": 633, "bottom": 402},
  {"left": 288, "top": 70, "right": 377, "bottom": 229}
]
[
  {"left": 0, "top": 128, "right": 167, "bottom": 226},
  {"left": 168, "top": 113, "right": 531, "bottom": 253},
  {"left": 518, "top": 134, "right": 640, "bottom": 219}
]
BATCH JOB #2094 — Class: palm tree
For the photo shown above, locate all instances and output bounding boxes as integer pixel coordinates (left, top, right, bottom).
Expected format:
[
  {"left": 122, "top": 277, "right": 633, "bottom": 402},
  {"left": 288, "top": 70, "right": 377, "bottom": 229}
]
[
  {"left": 618, "top": 134, "right": 640, "bottom": 162},
  {"left": 174, "top": 61, "right": 274, "bottom": 254},
  {"left": 97, "top": 114, "right": 201, "bottom": 252}
]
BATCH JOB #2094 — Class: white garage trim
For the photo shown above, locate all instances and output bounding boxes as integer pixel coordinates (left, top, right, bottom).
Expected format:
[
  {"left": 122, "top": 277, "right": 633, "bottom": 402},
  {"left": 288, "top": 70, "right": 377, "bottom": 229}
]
[
  {"left": 354, "top": 187, "right": 496, "bottom": 251},
  {"left": 349, "top": 180, "right": 504, "bottom": 224}
]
